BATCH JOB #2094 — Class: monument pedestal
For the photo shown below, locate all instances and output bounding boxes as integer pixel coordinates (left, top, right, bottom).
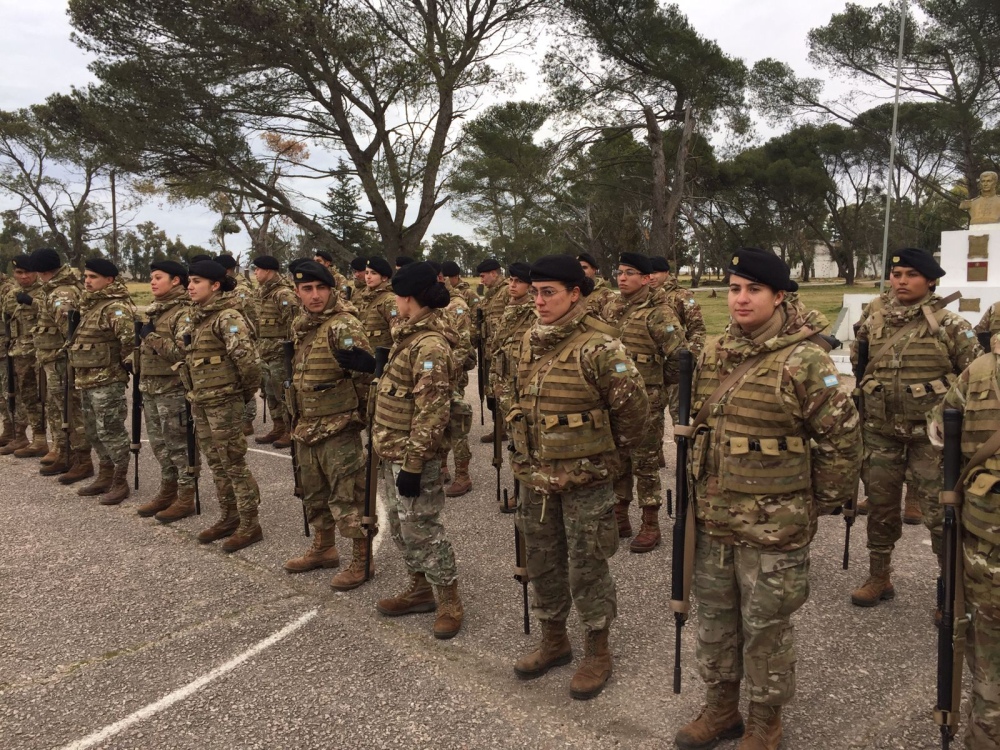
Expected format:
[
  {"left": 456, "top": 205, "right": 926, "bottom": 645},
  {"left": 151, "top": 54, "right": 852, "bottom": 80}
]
[{"left": 935, "top": 222, "right": 1000, "bottom": 326}]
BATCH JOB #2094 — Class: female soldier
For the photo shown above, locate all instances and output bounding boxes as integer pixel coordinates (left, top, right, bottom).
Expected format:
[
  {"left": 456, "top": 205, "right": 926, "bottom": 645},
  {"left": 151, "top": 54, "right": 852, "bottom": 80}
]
[{"left": 508, "top": 254, "right": 648, "bottom": 701}]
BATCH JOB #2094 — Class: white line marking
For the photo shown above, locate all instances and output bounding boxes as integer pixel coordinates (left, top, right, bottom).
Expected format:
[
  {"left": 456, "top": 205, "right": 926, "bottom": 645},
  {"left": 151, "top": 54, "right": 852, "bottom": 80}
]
[
  {"left": 59, "top": 608, "right": 319, "bottom": 750},
  {"left": 246, "top": 446, "right": 292, "bottom": 460}
]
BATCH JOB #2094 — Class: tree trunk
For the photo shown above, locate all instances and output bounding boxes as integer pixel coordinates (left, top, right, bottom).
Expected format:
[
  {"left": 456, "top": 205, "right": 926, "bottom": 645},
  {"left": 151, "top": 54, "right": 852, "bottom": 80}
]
[
  {"left": 644, "top": 106, "right": 668, "bottom": 259},
  {"left": 664, "top": 106, "right": 694, "bottom": 271}
]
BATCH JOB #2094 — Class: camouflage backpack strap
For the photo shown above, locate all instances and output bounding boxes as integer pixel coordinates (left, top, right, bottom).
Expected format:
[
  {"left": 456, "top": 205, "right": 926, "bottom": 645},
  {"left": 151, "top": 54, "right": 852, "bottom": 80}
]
[
  {"left": 582, "top": 313, "right": 621, "bottom": 339},
  {"left": 521, "top": 325, "right": 595, "bottom": 389},
  {"left": 673, "top": 351, "right": 771, "bottom": 439},
  {"left": 863, "top": 291, "right": 961, "bottom": 379}
]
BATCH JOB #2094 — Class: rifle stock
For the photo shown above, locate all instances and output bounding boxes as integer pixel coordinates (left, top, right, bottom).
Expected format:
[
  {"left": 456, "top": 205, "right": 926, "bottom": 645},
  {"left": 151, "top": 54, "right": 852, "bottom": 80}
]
[
  {"left": 131, "top": 320, "right": 142, "bottom": 489},
  {"left": 669, "top": 349, "right": 694, "bottom": 694},
  {"left": 181, "top": 334, "right": 201, "bottom": 515},
  {"left": 363, "top": 346, "right": 390, "bottom": 581},
  {"left": 282, "top": 340, "right": 308, "bottom": 537},
  {"left": 844, "top": 338, "right": 869, "bottom": 570}
]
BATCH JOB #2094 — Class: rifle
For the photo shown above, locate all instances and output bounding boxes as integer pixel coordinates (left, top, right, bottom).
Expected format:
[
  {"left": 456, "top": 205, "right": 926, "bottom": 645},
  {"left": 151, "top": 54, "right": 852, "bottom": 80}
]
[
  {"left": 844, "top": 338, "right": 869, "bottom": 570},
  {"left": 4, "top": 314, "right": 15, "bottom": 419},
  {"left": 669, "top": 349, "right": 694, "bottom": 694},
  {"left": 131, "top": 320, "right": 142, "bottom": 489},
  {"left": 977, "top": 330, "right": 992, "bottom": 354},
  {"left": 181, "top": 334, "right": 201, "bottom": 516},
  {"left": 934, "top": 408, "right": 966, "bottom": 749},
  {"left": 476, "top": 308, "right": 486, "bottom": 425},
  {"left": 493, "top": 403, "right": 506, "bottom": 511},
  {"left": 363, "top": 346, "right": 390, "bottom": 582},
  {"left": 62, "top": 310, "right": 81, "bottom": 468},
  {"left": 282, "top": 340, "right": 309, "bottom": 537},
  {"left": 507, "top": 481, "right": 530, "bottom": 634},
  {"left": 262, "top": 391, "right": 267, "bottom": 424}
]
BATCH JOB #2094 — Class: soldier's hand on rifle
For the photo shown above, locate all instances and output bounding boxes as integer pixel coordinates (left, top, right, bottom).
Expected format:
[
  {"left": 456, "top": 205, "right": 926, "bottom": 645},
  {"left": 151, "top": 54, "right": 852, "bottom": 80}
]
[
  {"left": 486, "top": 396, "right": 496, "bottom": 413},
  {"left": 139, "top": 322, "right": 156, "bottom": 339},
  {"left": 396, "top": 469, "right": 421, "bottom": 498},
  {"left": 335, "top": 347, "right": 376, "bottom": 373},
  {"left": 15, "top": 292, "right": 32, "bottom": 305},
  {"left": 243, "top": 389, "right": 257, "bottom": 404},
  {"left": 122, "top": 360, "right": 134, "bottom": 375}
]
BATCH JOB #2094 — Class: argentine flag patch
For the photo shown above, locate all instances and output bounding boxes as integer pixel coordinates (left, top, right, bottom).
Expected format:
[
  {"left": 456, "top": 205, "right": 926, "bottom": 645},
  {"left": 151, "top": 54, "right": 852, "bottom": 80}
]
[
  {"left": 423, "top": 361, "right": 434, "bottom": 370},
  {"left": 615, "top": 362, "right": 627, "bottom": 373},
  {"left": 230, "top": 325, "right": 239, "bottom": 333},
  {"left": 344, "top": 337, "right": 354, "bottom": 347},
  {"left": 823, "top": 374, "right": 839, "bottom": 388}
]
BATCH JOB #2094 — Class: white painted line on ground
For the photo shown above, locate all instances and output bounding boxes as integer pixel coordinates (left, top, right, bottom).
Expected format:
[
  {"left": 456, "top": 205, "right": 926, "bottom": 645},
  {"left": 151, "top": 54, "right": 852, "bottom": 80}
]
[
  {"left": 246, "top": 446, "right": 292, "bottom": 459},
  {"left": 59, "top": 608, "right": 319, "bottom": 750}
]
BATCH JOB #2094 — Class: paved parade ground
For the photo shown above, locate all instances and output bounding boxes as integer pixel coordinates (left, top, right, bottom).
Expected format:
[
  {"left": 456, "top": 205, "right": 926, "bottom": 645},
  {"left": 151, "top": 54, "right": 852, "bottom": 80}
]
[{"left": 0, "top": 385, "right": 961, "bottom": 749}]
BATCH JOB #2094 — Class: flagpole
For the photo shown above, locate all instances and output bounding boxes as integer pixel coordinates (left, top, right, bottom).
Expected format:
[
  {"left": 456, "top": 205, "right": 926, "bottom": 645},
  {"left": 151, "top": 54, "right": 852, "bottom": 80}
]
[{"left": 878, "top": 0, "right": 907, "bottom": 293}]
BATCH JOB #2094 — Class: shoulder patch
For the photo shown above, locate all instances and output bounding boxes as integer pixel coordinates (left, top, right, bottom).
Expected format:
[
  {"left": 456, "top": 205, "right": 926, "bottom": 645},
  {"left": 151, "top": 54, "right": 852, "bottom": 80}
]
[
  {"left": 390, "top": 310, "right": 398, "bottom": 317},
  {"left": 615, "top": 362, "right": 627, "bottom": 373},
  {"left": 456, "top": 307, "right": 465, "bottom": 315},
  {"left": 114, "top": 309, "right": 123, "bottom": 316},
  {"left": 666, "top": 325, "right": 675, "bottom": 333},
  {"left": 343, "top": 337, "right": 354, "bottom": 347},
  {"left": 229, "top": 325, "right": 240, "bottom": 333},
  {"left": 823, "top": 374, "right": 839, "bottom": 388},
  {"left": 688, "top": 298, "right": 696, "bottom": 306},
  {"left": 965, "top": 330, "right": 975, "bottom": 338},
  {"left": 423, "top": 360, "right": 434, "bottom": 370}
]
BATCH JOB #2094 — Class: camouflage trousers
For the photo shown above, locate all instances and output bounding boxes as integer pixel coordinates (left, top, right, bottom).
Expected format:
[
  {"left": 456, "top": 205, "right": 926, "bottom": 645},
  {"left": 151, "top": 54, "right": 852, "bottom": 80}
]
[
  {"left": 80, "top": 382, "right": 130, "bottom": 465},
  {"left": 964, "top": 536, "right": 1000, "bottom": 749},
  {"left": 694, "top": 530, "right": 810, "bottom": 706},
  {"left": 43, "top": 358, "right": 89, "bottom": 452},
  {"left": 614, "top": 387, "right": 664, "bottom": 509},
  {"left": 381, "top": 457, "right": 457, "bottom": 586},
  {"left": 259, "top": 353, "right": 289, "bottom": 426},
  {"left": 862, "top": 426, "right": 944, "bottom": 557},
  {"left": 143, "top": 388, "right": 194, "bottom": 489},
  {"left": 193, "top": 399, "right": 260, "bottom": 514},
  {"left": 447, "top": 398, "right": 473, "bottom": 465},
  {"left": 12, "top": 356, "right": 43, "bottom": 432},
  {"left": 0, "top": 357, "right": 9, "bottom": 428},
  {"left": 298, "top": 429, "right": 366, "bottom": 539},
  {"left": 242, "top": 386, "right": 257, "bottom": 425},
  {"left": 517, "top": 481, "right": 619, "bottom": 631},
  {"left": 666, "top": 382, "right": 680, "bottom": 426}
]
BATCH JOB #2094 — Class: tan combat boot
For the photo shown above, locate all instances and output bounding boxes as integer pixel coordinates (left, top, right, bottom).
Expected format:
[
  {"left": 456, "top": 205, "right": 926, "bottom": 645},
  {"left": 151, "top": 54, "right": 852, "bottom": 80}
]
[
  {"left": 78, "top": 461, "right": 115, "bottom": 496},
  {"left": 254, "top": 417, "right": 285, "bottom": 445},
  {"left": 39, "top": 445, "right": 62, "bottom": 466},
  {"left": 376, "top": 572, "right": 437, "bottom": 616},
  {"left": 242, "top": 419, "right": 254, "bottom": 436},
  {"left": 137, "top": 479, "right": 178, "bottom": 517},
  {"left": 432, "top": 580, "right": 464, "bottom": 640},
  {"left": 0, "top": 419, "right": 14, "bottom": 447},
  {"left": 273, "top": 427, "right": 293, "bottom": 450},
  {"left": 197, "top": 504, "right": 240, "bottom": 543},
  {"left": 40, "top": 453, "right": 70, "bottom": 475},
  {"left": 0, "top": 424, "right": 28, "bottom": 455},
  {"left": 630, "top": 506, "right": 661, "bottom": 553},
  {"left": 444, "top": 459, "right": 472, "bottom": 497},
  {"left": 855, "top": 497, "right": 869, "bottom": 516},
  {"left": 514, "top": 620, "right": 573, "bottom": 679},
  {"left": 851, "top": 552, "right": 895, "bottom": 607},
  {"left": 737, "top": 704, "right": 782, "bottom": 750},
  {"left": 330, "top": 538, "right": 372, "bottom": 591},
  {"left": 284, "top": 527, "right": 340, "bottom": 573},
  {"left": 58, "top": 450, "right": 95, "bottom": 485},
  {"left": 14, "top": 432, "right": 49, "bottom": 458},
  {"left": 221, "top": 511, "right": 263, "bottom": 552},
  {"left": 569, "top": 628, "right": 613, "bottom": 700},
  {"left": 614, "top": 502, "right": 632, "bottom": 538},
  {"left": 99, "top": 460, "right": 131, "bottom": 505},
  {"left": 903, "top": 495, "right": 923, "bottom": 525},
  {"left": 674, "top": 682, "right": 745, "bottom": 749},
  {"left": 155, "top": 486, "right": 196, "bottom": 524}
]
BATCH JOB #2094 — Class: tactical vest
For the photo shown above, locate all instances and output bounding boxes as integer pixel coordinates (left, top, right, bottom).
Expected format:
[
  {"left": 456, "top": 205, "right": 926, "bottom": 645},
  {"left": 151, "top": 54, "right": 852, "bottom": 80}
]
[
  {"left": 258, "top": 287, "right": 293, "bottom": 339},
  {"left": 620, "top": 304, "right": 666, "bottom": 387},
  {"left": 68, "top": 299, "right": 123, "bottom": 370},
  {"left": 187, "top": 311, "right": 239, "bottom": 393},
  {"left": 34, "top": 282, "right": 79, "bottom": 351},
  {"left": 957, "top": 356, "right": 1000, "bottom": 545},
  {"left": 374, "top": 330, "right": 439, "bottom": 432},
  {"left": 496, "top": 303, "right": 535, "bottom": 381},
  {"left": 10, "top": 294, "right": 40, "bottom": 352},
  {"left": 362, "top": 290, "right": 395, "bottom": 349},
  {"left": 692, "top": 345, "right": 810, "bottom": 495},
  {"left": 510, "top": 315, "right": 617, "bottom": 461},
  {"left": 862, "top": 308, "right": 956, "bottom": 423},
  {"left": 292, "top": 316, "right": 360, "bottom": 418},
  {"left": 140, "top": 303, "right": 187, "bottom": 378}
]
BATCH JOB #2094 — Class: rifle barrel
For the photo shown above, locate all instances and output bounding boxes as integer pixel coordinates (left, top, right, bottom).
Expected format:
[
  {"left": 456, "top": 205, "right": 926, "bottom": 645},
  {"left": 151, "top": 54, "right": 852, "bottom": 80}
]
[
  {"left": 935, "top": 408, "right": 962, "bottom": 748},
  {"left": 669, "top": 349, "right": 694, "bottom": 694}
]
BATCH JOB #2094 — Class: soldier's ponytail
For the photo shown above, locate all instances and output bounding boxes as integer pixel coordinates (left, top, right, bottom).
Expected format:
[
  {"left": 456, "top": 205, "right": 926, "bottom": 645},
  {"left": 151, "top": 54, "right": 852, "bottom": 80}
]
[{"left": 219, "top": 276, "right": 237, "bottom": 293}]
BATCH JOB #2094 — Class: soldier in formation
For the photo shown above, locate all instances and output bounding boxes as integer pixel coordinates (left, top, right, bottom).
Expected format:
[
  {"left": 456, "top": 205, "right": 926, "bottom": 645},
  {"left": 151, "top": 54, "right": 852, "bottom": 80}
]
[
  {"left": 357, "top": 257, "right": 398, "bottom": 351},
  {"left": 443, "top": 261, "right": 480, "bottom": 310},
  {"left": 252, "top": 254, "right": 299, "bottom": 449},
  {"left": 216, "top": 253, "right": 259, "bottom": 436},
  {"left": 312, "top": 249, "right": 353, "bottom": 298},
  {"left": 1, "top": 255, "right": 45, "bottom": 459},
  {"left": 577, "top": 252, "right": 617, "bottom": 318},
  {"left": 348, "top": 256, "right": 368, "bottom": 300},
  {"left": 476, "top": 258, "right": 508, "bottom": 443},
  {"left": 0, "top": 269, "right": 14, "bottom": 445}
]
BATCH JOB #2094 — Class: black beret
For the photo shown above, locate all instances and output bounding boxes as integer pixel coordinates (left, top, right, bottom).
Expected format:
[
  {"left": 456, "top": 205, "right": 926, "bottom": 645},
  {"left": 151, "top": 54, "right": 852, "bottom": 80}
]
[
  {"left": 427, "top": 260, "right": 443, "bottom": 274},
  {"left": 85, "top": 257, "right": 119, "bottom": 278},
  {"left": 392, "top": 261, "right": 438, "bottom": 297},
  {"left": 215, "top": 253, "right": 238, "bottom": 270},
  {"left": 476, "top": 258, "right": 501, "bottom": 273},
  {"left": 508, "top": 262, "right": 532, "bottom": 283},
  {"left": 889, "top": 247, "right": 945, "bottom": 280},
  {"left": 441, "top": 261, "right": 462, "bottom": 277},
  {"left": 292, "top": 260, "right": 335, "bottom": 287},
  {"left": 189, "top": 254, "right": 213, "bottom": 264},
  {"left": 650, "top": 255, "right": 670, "bottom": 273},
  {"left": 252, "top": 255, "right": 280, "bottom": 271},
  {"left": 29, "top": 248, "right": 61, "bottom": 273},
  {"left": 577, "top": 253, "right": 599, "bottom": 269},
  {"left": 350, "top": 256, "right": 368, "bottom": 271},
  {"left": 619, "top": 252, "right": 652, "bottom": 275},
  {"left": 727, "top": 247, "right": 798, "bottom": 293},
  {"left": 366, "top": 256, "right": 393, "bottom": 278},
  {"left": 150, "top": 260, "right": 188, "bottom": 281},
  {"left": 288, "top": 258, "right": 308, "bottom": 274},
  {"left": 531, "top": 254, "right": 587, "bottom": 289},
  {"left": 187, "top": 260, "right": 228, "bottom": 283},
  {"left": 395, "top": 255, "right": 415, "bottom": 268},
  {"left": 11, "top": 254, "right": 34, "bottom": 272},
  {"left": 313, "top": 250, "right": 335, "bottom": 263}
]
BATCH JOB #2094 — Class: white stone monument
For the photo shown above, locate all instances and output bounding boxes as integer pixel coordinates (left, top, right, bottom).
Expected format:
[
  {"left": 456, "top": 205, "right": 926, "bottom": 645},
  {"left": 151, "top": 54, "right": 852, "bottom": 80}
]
[{"left": 935, "top": 222, "right": 1000, "bottom": 327}]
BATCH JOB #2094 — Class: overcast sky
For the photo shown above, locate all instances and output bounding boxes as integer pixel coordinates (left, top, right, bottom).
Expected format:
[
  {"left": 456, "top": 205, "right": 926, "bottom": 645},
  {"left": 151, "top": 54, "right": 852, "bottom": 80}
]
[{"left": 0, "top": 0, "right": 882, "bottom": 260}]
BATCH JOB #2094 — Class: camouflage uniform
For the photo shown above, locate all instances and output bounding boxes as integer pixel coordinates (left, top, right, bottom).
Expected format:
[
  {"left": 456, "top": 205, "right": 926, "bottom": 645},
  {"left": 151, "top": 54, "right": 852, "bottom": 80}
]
[
  {"left": 330, "top": 268, "right": 353, "bottom": 301},
  {"left": 256, "top": 275, "right": 299, "bottom": 427},
  {"left": 488, "top": 291, "right": 536, "bottom": 420},
  {"left": 689, "top": 299, "right": 862, "bottom": 707},
  {"left": 661, "top": 277, "right": 706, "bottom": 423},
  {"left": 349, "top": 277, "right": 366, "bottom": 301},
  {"left": 0, "top": 274, "right": 15, "bottom": 434},
  {"left": 372, "top": 309, "right": 458, "bottom": 586},
  {"left": 931, "top": 351, "right": 1000, "bottom": 750},
  {"left": 974, "top": 300, "right": 1000, "bottom": 338},
  {"left": 509, "top": 301, "right": 649, "bottom": 631},
  {"left": 34, "top": 266, "right": 89, "bottom": 455},
  {"left": 479, "top": 281, "right": 509, "bottom": 353},
  {"left": 356, "top": 280, "right": 399, "bottom": 350},
  {"left": 450, "top": 279, "right": 481, "bottom": 313},
  {"left": 5, "top": 279, "right": 44, "bottom": 440},
  {"left": 585, "top": 276, "right": 617, "bottom": 321},
  {"left": 70, "top": 280, "right": 137, "bottom": 468},
  {"left": 227, "top": 273, "right": 259, "bottom": 427},
  {"left": 442, "top": 287, "right": 476, "bottom": 474}
]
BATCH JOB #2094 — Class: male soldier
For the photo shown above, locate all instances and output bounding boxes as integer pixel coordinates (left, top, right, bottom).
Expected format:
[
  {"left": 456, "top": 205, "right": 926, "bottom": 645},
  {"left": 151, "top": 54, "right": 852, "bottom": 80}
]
[
  {"left": 601, "top": 252, "right": 683, "bottom": 552},
  {"left": 348, "top": 256, "right": 368, "bottom": 300},
  {"left": 974, "top": 299, "right": 1000, "bottom": 342},
  {"left": 312, "top": 250, "right": 353, "bottom": 297},
  {"left": 395, "top": 255, "right": 415, "bottom": 270},
  {"left": 443, "top": 261, "right": 480, "bottom": 312},
  {"left": 356, "top": 256, "right": 398, "bottom": 350},
  {"left": 930, "top": 345, "right": 1000, "bottom": 750},
  {"left": 476, "top": 257, "right": 508, "bottom": 442},
  {"left": 284, "top": 261, "right": 375, "bottom": 589},
  {"left": 180, "top": 260, "right": 264, "bottom": 551},
  {"left": 851, "top": 248, "right": 981, "bottom": 610},
  {"left": 577, "top": 253, "right": 616, "bottom": 319},
  {"left": 69, "top": 259, "right": 137, "bottom": 505},
  {"left": 252, "top": 255, "right": 298, "bottom": 449},
  {"left": 1, "top": 256, "right": 46, "bottom": 460},
  {"left": 134, "top": 260, "right": 197, "bottom": 521},
  {"left": 216, "top": 253, "right": 259, "bottom": 435},
  {"left": 30, "top": 247, "right": 85, "bottom": 468},
  {"left": 0, "top": 268, "right": 15, "bottom": 444},
  {"left": 675, "top": 247, "right": 861, "bottom": 750}
]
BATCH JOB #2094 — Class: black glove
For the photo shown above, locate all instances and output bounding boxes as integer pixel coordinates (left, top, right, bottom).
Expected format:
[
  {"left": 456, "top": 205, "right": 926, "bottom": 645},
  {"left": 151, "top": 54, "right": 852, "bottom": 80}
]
[
  {"left": 396, "top": 469, "right": 422, "bottom": 498},
  {"left": 122, "top": 361, "right": 134, "bottom": 375},
  {"left": 244, "top": 389, "right": 257, "bottom": 404},
  {"left": 486, "top": 396, "right": 497, "bottom": 413},
  {"left": 139, "top": 322, "right": 156, "bottom": 339},
  {"left": 335, "top": 347, "right": 376, "bottom": 373},
  {"left": 826, "top": 505, "right": 843, "bottom": 516},
  {"left": 15, "top": 292, "right": 32, "bottom": 305}
]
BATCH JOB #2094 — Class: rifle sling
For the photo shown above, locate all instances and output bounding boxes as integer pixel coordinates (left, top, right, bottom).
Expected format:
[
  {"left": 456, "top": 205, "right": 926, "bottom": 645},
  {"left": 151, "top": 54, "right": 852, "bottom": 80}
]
[
  {"left": 862, "top": 291, "right": 961, "bottom": 381},
  {"left": 673, "top": 352, "right": 768, "bottom": 440}
]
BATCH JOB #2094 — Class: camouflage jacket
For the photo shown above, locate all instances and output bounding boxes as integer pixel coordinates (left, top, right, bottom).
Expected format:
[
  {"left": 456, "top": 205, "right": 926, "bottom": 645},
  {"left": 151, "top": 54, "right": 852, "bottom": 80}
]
[
  {"left": 256, "top": 275, "right": 299, "bottom": 359},
  {"left": 601, "top": 284, "right": 683, "bottom": 388},
  {"left": 347, "top": 278, "right": 366, "bottom": 302},
  {"left": 139, "top": 285, "right": 190, "bottom": 396},
  {"left": 356, "top": 280, "right": 399, "bottom": 349},
  {"left": 451, "top": 279, "right": 481, "bottom": 312},
  {"left": 0, "top": 274, "right": 13, "bottom": 358},
  {"left": 489, "top": 292, "right": 536, "bottom": 391},
  {"left": 34, "top": 266, "right": 84, "bottom": 365},
  {"left": 691, "top": 300, "right": 862, "bottom": 551},
  {"left": 225, "top": 274, "right": 259, "bottom": 336},
  {"left": 662, "top": 278, "right": 706, "bottom": 357},
  {"left": 510, "top": 300, "right": 649, "bottom": 493},
  {"left": 585, "top": 276, "right": 618, "bottom": 322},
  {"left": 5, "top": 279, "right": 43, "bottom": 358},
  {"left": 372, "top": 309, "right": 454, "bottom": 473},
  {"left": 480, "top": 281, "right": 509, "bottom": 351},
  {"left": 70, "top": 280, "right": 137, "bottom": 389},
  {"left": 974, "top": 300, "right": 1000, "bottom": 336},
  {"left": 443, "top": 286, "right": 475, "bottom": 373},
  {"left": 331, "top": 268, "right": 353, "bottom": 301}
]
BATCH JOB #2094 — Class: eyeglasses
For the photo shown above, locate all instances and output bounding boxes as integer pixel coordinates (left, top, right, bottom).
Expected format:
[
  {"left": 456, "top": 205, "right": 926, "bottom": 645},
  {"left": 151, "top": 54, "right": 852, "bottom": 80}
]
[
  {"left": 533, "top": 287, "right": 568, "bottom": 300},
  {"left": 616, "top": 269, "right": 644, "bottom": 278}
]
